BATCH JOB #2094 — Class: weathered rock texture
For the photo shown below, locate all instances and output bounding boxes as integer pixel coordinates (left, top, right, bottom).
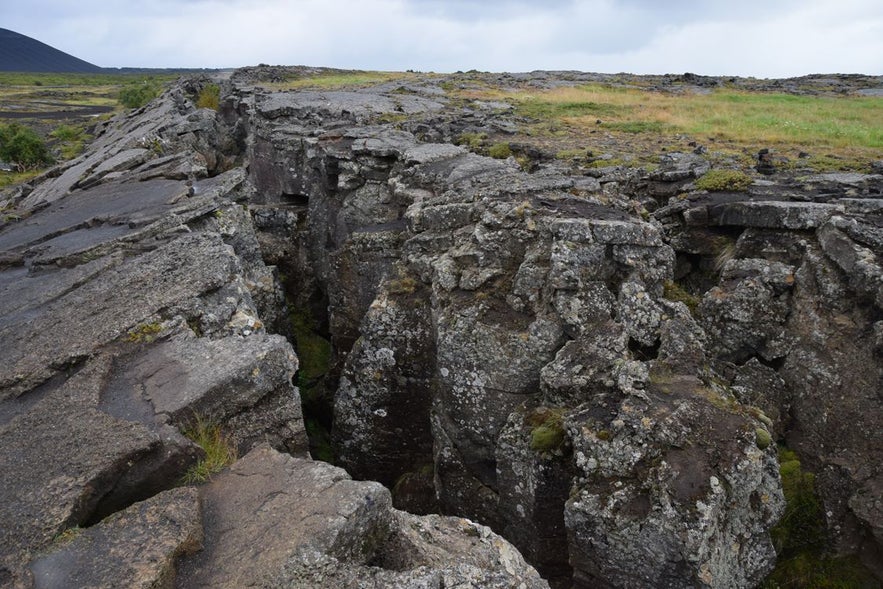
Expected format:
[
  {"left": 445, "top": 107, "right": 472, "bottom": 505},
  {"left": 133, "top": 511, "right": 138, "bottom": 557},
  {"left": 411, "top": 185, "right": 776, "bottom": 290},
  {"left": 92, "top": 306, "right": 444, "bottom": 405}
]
[
  {"left": 1, "top": 68, "right": 880, "bottom": 588},
  {"left": 0, "top": 77, "right": 545, "bottom": 589}
]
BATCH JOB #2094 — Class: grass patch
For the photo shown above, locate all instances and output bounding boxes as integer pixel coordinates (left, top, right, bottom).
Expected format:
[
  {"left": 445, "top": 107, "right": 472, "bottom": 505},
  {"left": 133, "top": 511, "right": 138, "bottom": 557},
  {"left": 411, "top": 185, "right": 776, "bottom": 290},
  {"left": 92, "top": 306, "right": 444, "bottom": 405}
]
[
  {"left": 603, "top": 121, "right": 675, "bottom": 134},
  {"left": 180, "top": 416, "right": 238, "bottom": 484},
  {"left": 455, "top": 132, "right": 487, "bottom": 150},
  {"left": 264, "top": 70, "right": 417, "bottom": 91},
  {"left": 694, "top": 169, "right": 754, "bottom": 192},
  {"left": 196, "top": 84, "right": 220, "bottom": 110},
  {"left": 0, "top": 169, "right": 40, "bottom": 190},
  {"left": 451, "top": 82, "right": 883, "bottom": 170},
  {"left": 49, "top": 123, "right": 90, "bottom": 159},
  {"left": 0, "top": 72, "right": 176, "bottom": 87},
  {"left": 488, "top": 142, "right": 512, "bottom": 159}
]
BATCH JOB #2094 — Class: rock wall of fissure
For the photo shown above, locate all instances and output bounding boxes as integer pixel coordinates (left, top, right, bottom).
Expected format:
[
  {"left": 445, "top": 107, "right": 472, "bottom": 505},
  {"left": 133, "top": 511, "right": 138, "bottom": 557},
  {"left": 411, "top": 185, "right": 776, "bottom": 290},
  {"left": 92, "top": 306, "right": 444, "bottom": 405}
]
[
  {"left": 224, "top": 73, "right": 882, "bottom": 588},
  {"left": 1, "top": 71, "right": 879, "bottom": 588},
  {"left": 0, "top": 77, "right": 548, "bottom": 589}
]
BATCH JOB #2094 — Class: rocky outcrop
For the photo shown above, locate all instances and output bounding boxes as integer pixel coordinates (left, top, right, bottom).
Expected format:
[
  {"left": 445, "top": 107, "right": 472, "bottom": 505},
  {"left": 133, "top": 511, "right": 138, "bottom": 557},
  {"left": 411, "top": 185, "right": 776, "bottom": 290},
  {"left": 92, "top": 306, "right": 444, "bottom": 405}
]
[
  {"left": 0, "top": 77, "right": 543, "bottom": 588},
  {"left": 231, "top": 75, "right": 792, "bottom": 587},
  {"left": 1, "top": 69, "right": 880, "bottom": 588}
]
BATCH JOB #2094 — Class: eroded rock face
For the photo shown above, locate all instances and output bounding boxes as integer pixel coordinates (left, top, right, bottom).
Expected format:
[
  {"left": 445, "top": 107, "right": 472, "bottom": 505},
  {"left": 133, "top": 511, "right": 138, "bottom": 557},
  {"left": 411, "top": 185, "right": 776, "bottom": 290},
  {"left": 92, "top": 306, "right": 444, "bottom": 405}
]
[
  {"left": 175, "top": 445, "right": 547, "bottom": 589},
  {"left": 231, "top": 76, "right": 799, "bottom": 586},
  {"left": 2, "top": 69, "right": 880, "bottom": 588},
  {"left": 29, "top": 487, "right": 203, "bottom": 589},
  {"left": 0, "top": 75, "right": 548, "bottom": 588}
]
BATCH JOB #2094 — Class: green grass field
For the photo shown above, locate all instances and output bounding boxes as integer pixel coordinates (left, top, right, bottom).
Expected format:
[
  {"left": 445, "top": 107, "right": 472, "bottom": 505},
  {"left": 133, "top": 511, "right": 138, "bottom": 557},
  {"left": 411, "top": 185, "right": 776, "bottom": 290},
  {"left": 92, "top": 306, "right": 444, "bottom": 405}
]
[
  {"left": 0, "top": 72, "right": 177, "bottom": 183},
  {"left": 456, "top": 82, "right": 882, "bottom": 171}
]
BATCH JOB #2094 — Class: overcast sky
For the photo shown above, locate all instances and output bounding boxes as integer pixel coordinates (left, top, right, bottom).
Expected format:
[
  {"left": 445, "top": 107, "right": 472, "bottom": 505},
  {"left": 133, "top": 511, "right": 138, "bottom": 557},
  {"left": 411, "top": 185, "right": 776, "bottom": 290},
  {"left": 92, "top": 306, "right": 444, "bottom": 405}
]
[{"left": 4, "top": 0, "right": 882, "bottom": 77}]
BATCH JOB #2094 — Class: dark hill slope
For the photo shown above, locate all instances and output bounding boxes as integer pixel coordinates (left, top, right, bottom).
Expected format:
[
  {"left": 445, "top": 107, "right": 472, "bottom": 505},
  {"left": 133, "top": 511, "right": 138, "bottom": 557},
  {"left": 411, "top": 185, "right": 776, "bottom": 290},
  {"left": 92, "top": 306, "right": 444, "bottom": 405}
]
[{"left": 0, "top": 28, "right": 102, "bottom": 73}]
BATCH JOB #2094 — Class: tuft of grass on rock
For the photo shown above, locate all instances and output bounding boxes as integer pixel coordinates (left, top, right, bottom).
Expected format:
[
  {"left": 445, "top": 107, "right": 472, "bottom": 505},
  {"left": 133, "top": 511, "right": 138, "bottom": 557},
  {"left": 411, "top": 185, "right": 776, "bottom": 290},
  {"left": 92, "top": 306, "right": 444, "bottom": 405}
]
[
  {"left": 488, "top": 142, "right": 512, "bottom": 159},
  {"left": 525, "top": 406, "right": 567, "bottom": 453},
  {"left": 126, "top": 321, "right": 163, "bottom": 343},
  {"left": 196, "top": 84, "right": 220, "bottom": 110},
  {"left": 181, "top": 416, "right": 237, "bottom": 484},
  {"left": 694, "top": 169, "right": 754, "bottom": 192}
]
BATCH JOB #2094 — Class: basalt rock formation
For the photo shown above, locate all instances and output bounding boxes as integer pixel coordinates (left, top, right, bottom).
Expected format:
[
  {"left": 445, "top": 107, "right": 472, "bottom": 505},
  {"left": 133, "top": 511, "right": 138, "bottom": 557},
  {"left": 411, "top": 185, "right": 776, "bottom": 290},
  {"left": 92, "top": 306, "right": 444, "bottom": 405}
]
[{"left": 0, "top": 69, "right": 880, "bottom": 588}]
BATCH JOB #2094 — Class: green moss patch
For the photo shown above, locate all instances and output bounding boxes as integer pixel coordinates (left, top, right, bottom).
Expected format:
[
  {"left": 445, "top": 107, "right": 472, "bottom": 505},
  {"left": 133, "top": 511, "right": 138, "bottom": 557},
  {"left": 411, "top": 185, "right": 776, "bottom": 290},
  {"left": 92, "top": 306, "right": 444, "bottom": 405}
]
[
  {"left": 762, "top": 447, "right": 878, "bottom": 588},
  {"left": 526, "top": 407, "right": 567, "bottom": 453},
  {"left": 663, "top": 280, "right": 701, "bottom": 315}
]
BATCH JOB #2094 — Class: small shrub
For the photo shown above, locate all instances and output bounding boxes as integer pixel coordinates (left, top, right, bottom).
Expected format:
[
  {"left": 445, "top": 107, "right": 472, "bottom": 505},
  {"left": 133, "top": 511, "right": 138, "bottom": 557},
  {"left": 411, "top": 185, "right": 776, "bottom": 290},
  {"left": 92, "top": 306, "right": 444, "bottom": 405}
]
[
  {"left": 119, "top": 80, "right": 160, "bottom": 109},
  {"left": 196, "top": 84, "right": 220, "bottom": 110},
  {"left": 181, "top": 416, "right": 238, "bottom": 484},
  {"left": 694, "top": 169, "right": 753, "bottom": 192},
  {"left": 0, "top": 124, "right": 53, "bottom": 170},
  {"left": 488, "top": 142, "right": 512, "bottom": 159}
]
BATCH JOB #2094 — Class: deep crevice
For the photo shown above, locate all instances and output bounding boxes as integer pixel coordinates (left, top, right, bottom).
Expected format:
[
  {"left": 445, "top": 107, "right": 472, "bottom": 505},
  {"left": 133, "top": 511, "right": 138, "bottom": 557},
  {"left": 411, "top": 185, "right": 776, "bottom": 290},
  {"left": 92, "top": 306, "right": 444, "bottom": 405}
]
[{"left": 628, "top": 337, "right": 660, "bottom": 361}]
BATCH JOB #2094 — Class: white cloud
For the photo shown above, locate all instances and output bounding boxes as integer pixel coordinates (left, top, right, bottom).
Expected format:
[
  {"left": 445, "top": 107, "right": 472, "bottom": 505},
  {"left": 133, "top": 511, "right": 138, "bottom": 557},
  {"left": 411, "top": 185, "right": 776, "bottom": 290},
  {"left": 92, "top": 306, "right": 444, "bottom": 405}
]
[{"left": 3, "top": 0, "right": 882, "bottom": 75}]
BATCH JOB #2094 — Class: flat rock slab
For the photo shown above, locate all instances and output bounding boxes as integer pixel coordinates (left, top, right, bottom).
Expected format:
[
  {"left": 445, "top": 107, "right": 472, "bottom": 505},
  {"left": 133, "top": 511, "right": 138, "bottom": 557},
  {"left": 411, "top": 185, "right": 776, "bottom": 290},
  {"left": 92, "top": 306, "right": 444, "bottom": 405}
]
[
  {"left": 102, "top": 333, "right": 308, "bottom": 455},
  {"left": 29, "top": 487, "right": 203, "bottom": 589},
  {"left": 0, "top": 178, "right": 189, "bottom": 255},
  {"left": 0, "top": 232, "right": 237, "bottom": 399},
  {"left": 257, "top": 91, "right": 443, "bottom": 121},
  {"left": 0, "top": 363, "right": 196, "bottom": 571},
  {"left": 709, "top": 200, "right": 844, "bottom": 229},
  {"left": 175, "top": 445, "right": 393, "bottom": 588}
]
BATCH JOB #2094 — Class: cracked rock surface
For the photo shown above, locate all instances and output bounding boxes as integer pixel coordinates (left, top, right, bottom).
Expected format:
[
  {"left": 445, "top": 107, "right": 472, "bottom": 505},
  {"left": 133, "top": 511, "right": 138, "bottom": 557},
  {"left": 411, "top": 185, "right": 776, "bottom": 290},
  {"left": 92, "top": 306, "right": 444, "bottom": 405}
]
[{"left": 1, "top": 68, "right": 880, "bottom": 587}]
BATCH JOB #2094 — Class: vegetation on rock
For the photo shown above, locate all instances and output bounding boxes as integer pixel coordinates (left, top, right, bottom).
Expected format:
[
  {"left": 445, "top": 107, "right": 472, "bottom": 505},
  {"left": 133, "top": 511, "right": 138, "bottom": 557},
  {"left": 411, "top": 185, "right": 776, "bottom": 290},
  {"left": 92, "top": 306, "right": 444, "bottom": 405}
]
[
  {"left": 196, "top": 84, "right": 220, "bottom": 110},
  {"left": 488, "top": 142, "right": 512, "bottom": 159},
  {"left": 119, "top": 79, "right": 162, "bottom": 109},
  {"left": 663, "top": 280, "right": 701, "bottom": 315},
  {"left": 526, "top": 407, "right": 567, "bottom": 452},
  {"left": 763, "top": 447, "right": 878, "bottom": 588},
  {"left": 288, "top": 306, "right": 334, "bottom": 462},
  {"left": 694, "top": 169, "right": 754, "bottom": 192},
  {"left": 181, "top": 416, "right": 238, "bottom": 484}
]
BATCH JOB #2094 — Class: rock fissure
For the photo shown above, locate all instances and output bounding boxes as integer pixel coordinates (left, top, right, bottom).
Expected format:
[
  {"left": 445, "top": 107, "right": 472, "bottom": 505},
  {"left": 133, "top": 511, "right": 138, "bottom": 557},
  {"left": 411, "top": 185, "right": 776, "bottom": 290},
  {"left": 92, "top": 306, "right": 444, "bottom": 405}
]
[{"left": 0, "top": 70, "right": 880, "bottom": 588}]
